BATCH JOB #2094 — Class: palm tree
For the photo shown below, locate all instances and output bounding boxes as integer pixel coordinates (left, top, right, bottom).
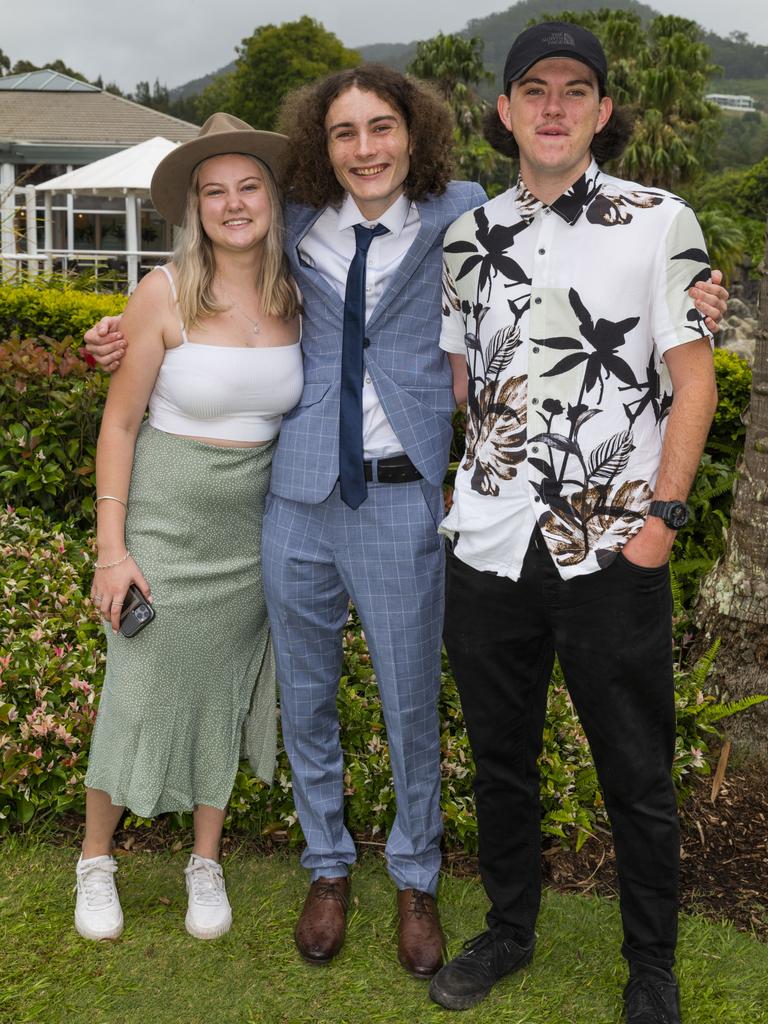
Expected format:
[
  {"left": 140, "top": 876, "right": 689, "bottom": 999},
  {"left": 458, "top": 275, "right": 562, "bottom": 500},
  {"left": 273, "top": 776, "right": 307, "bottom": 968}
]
[{"left": 408, "top": 33, "right": 502, "bottom": 187}]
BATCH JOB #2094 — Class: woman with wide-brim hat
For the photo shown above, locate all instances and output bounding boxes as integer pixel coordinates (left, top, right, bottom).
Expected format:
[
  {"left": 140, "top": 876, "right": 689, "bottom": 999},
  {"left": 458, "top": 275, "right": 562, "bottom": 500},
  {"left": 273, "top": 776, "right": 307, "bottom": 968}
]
[{"left": 75, "top": 113, "right": 303, "bottom": 943}]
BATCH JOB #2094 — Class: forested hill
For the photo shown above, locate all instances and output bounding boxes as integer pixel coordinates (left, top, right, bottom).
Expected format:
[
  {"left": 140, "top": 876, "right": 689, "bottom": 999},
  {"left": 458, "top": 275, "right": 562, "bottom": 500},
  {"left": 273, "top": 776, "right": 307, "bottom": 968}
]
[
  {"left": 169, "top": 0, "right": 768, "bottom": 101},
  {"left": 358, "top": 0, "right": 768, "bottom": 84}
]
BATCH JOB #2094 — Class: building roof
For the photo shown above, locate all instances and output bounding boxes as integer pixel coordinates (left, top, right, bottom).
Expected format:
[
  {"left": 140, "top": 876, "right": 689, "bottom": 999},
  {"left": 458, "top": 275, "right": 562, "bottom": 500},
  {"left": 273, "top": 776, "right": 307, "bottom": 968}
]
[
  {"left": 0, "top": 69, "right": 199, "bottom": 162},
  {"left": 0, "top": 69, "right": 100, "bottom": 92},
  {"left": 36, "top": 136, "right": 178, "bottom": 195}
]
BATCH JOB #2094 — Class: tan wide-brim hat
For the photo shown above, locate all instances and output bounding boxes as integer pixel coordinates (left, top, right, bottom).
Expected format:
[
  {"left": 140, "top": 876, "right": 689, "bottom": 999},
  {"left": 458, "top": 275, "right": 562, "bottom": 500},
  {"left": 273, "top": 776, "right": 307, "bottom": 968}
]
[{"left": 150, "top": 112, "right": 288, "bottom": 226}]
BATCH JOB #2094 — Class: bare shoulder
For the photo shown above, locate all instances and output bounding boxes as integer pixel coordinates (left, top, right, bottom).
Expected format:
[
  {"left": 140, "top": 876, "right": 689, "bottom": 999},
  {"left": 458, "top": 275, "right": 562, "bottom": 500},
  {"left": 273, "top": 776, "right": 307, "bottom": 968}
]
[
  {"left": 121, "top": 265, "right": 177, "bottom": 344},
  {"left": 125, "top": 264, "right": 174, "bottom": 313}
]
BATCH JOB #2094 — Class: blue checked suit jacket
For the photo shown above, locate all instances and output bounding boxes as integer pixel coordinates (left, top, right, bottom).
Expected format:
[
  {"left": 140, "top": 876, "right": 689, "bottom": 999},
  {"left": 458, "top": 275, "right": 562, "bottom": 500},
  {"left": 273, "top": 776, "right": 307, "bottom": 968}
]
[{"left": 269, "top": 180, "right": 487, "bottom": 504}]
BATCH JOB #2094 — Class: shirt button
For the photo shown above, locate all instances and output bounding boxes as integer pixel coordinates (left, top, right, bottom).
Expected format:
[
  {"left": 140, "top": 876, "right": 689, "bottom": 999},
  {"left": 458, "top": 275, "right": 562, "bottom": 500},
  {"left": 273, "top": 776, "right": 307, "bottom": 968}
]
[
  {"left": 364, "top": 377, "right": 371, "bottom": 385},
  {"left": 538, "top": 248, "right": 545, "bottom": 255},
  {"left": 534, "top": 297, "right": 542, "bottom": 305},
  {"left": 534, "top": 496, "right": 541, "bottom": 503},
  {"left": 531, "top": 398, "right": 539, "bottom": 405},
  {"left": 531, "top": 445, "right": 539, "bottom": 453},
  {"left": 532, "top": 346, "right": 540, "bottom": 354},
  {"left": 366, "top": 286, "right": 373, "bottom": 293},
  {"left": 544, "top": 208, "right": 551, "bottom": 215}
]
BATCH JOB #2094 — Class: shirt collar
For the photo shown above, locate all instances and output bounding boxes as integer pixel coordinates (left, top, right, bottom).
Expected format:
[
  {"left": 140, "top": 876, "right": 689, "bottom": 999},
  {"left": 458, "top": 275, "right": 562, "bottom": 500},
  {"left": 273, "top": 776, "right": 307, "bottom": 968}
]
[
  {"left": 337, "top": 191, "right": 411, "bottom": 237},
  {"left": 514, "top": 159, "right": 602, "bottom": 226}
]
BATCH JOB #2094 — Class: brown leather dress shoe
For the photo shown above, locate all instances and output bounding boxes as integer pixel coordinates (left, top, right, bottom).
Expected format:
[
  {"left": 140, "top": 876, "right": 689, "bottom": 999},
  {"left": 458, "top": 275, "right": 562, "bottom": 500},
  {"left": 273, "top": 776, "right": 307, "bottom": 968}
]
[
  {"left": 397, "top": 888, "right": 445, "bottom": 978},
  {"left": 294, "top": 876, "right": 350, "bottom": 964}
]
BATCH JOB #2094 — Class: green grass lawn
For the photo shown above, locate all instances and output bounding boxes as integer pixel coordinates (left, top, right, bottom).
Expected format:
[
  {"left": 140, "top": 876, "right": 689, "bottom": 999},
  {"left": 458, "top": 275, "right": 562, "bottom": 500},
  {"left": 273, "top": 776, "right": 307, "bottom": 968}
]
[{"left": 1, "top": 836, "right": 766, "bottom": 1024}]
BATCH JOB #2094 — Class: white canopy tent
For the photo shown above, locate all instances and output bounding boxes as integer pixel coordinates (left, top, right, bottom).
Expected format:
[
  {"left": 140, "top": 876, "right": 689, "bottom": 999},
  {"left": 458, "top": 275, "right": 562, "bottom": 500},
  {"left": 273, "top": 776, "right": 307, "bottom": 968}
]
[{"left": 33, "top": 136, "right": 179, "bottom": 291}]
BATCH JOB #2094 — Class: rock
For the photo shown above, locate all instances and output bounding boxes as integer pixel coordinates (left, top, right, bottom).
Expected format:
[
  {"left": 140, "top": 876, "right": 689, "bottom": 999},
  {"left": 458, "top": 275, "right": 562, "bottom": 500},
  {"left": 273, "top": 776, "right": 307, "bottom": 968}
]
[{"left": 717, "top": 314, "right": 757, "bottom": 364}]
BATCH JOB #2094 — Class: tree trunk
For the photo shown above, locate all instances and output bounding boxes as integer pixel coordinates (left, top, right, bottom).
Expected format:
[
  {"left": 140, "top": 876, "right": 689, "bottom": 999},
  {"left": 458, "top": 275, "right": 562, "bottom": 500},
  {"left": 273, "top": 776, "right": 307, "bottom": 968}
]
[{"left": 694, "top": 221, "right": 768, "bottom": 760}]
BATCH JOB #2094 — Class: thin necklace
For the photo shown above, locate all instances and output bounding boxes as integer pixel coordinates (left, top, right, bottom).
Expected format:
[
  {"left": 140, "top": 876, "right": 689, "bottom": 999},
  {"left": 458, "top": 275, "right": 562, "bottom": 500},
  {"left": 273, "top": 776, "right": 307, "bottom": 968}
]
[{"left": 221, "top": 289, "right": 261, "bottom": 335}]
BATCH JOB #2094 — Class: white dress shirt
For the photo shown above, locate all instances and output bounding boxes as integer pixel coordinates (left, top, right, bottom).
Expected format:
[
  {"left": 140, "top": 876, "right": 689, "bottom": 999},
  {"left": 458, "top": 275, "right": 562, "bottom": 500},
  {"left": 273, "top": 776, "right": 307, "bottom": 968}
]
[{"left": 299, "top": 192, "right": 420, "bottom": 458}]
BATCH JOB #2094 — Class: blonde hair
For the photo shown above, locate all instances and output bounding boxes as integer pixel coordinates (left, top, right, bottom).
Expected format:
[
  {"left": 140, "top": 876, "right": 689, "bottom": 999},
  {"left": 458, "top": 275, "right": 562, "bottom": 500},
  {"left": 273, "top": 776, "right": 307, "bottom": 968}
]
[{"left": 173, "top": 155, "right": 300, "bottom": 329}]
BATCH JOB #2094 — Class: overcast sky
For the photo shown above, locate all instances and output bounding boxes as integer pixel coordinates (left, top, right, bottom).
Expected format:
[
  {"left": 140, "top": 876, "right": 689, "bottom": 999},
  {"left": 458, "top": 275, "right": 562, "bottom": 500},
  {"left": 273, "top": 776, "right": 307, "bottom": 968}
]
[{"left": 2, "top": 0, "right": 765, "bottom": 93}]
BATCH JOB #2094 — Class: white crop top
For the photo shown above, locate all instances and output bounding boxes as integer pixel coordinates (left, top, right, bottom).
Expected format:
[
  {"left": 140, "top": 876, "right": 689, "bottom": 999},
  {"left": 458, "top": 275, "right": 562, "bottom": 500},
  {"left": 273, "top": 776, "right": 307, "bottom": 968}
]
[{"left": 147, "top": 265, "right": 304, "bottom": 442}]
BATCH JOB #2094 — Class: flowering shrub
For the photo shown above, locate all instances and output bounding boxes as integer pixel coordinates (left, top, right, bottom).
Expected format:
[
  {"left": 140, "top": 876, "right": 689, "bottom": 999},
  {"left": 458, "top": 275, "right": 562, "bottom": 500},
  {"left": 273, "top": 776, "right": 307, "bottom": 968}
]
[
  {"left": 0, "top": 337, "right": 107, "bottom": 524},
  {"left": 3, "top": 508, "right": 759, "bottom": 851},
  {"left": 0, "top": 509, "right": 104, "bottom": 828}
]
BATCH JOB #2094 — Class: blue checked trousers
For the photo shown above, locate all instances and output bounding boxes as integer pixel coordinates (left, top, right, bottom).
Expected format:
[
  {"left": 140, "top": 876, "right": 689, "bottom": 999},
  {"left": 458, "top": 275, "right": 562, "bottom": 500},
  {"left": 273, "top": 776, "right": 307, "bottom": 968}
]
[{"left": 262, "top": 477, "right": 445, "bottom": 894}]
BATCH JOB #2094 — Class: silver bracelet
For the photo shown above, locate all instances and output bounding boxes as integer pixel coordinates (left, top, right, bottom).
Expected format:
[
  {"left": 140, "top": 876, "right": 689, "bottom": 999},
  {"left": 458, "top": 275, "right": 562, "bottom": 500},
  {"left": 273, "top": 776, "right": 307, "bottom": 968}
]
[
  {"left": 95, "top": 495, "right": 128, "bottom": 511},
  {"left": 94, "top": 550, "right": 131, "bottom": 570}
]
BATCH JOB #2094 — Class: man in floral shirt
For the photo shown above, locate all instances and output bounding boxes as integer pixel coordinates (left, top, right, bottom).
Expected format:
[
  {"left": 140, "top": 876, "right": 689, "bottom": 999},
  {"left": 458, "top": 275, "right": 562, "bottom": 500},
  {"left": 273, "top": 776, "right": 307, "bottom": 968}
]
[{"left": 430, "top": 22, "right": 719, "bottom": 1023}]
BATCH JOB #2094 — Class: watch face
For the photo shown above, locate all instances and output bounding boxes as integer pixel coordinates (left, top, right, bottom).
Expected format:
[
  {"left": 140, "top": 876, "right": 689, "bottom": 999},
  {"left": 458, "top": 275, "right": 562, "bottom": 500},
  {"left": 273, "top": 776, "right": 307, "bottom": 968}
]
[{"left": 667, "top": 502, "right": 689, "bottom": 529}]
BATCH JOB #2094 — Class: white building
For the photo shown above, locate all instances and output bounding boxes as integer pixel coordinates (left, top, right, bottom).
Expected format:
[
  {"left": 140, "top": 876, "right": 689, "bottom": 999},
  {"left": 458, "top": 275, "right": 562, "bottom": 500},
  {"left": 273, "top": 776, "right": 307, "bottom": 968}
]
[
  {"left": 706, "top": 93, "right": 758, "bottom": 112},
  {"left": 0, "top": 69, "right": 199, "bottom": 286}
]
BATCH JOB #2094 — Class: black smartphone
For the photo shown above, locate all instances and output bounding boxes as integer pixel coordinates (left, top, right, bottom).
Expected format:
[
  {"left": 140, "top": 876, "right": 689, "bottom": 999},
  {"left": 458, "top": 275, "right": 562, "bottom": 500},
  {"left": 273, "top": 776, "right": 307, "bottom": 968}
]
[{"left": 119, "top": 584, "right": 155, "bottom": 637}]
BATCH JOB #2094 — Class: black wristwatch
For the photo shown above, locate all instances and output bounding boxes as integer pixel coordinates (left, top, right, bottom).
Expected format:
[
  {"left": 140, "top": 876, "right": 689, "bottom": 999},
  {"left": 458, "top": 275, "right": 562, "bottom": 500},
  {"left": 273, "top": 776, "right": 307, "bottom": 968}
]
[{"left": 648, "top": 500, "right": 689, "bottom": 530}]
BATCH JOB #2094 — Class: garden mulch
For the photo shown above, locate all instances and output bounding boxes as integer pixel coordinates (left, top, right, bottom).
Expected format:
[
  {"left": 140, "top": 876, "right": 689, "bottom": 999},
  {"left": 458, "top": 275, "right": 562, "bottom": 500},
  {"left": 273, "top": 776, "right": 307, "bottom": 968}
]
[{"left": 540, "top": 761, "right": 768, "bottom": 940}]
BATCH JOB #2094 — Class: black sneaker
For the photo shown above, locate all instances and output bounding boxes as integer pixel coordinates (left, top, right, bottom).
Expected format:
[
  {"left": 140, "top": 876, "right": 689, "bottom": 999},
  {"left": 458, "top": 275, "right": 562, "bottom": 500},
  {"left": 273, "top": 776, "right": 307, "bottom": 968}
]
[
  {"left": 428, "top": 929, "right": 534, "bottom": 1010},
  {"left": 624, "top": 965, "right": 681, "bottom": 1023}
]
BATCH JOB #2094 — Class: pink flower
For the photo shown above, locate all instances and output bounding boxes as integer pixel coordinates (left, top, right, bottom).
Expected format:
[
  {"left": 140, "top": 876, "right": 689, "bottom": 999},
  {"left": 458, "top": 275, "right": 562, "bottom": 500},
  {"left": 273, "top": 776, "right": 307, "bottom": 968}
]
[{"left": 31, "top": 746, "right": 42, "bottom": 759}]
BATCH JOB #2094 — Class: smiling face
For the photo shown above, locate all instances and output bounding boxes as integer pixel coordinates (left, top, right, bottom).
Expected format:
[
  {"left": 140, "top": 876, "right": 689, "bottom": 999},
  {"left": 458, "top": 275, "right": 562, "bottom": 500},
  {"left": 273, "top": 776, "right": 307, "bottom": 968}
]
[
  {"left": 195, "top": 153, "right": 273, "bottom": 254},
  {"left": 498, "top": 57, "right": 612, "bottom": 202},
  {"left": 325, "top": 85, "right": 412, "bottom": 221}
]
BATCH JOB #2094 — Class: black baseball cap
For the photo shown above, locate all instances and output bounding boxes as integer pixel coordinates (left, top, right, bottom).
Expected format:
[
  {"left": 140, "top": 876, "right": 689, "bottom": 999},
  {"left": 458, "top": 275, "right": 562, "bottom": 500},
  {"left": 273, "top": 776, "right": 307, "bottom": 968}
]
[{"left": 503, "top": 21, "right": 608, "bottom": 93}]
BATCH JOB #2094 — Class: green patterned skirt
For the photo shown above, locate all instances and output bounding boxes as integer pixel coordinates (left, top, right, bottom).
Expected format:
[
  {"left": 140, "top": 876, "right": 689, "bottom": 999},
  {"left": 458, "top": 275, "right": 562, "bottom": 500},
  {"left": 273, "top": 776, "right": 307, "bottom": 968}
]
[{"left": 85, "top": 424, "right": 277, "bottom": 818}]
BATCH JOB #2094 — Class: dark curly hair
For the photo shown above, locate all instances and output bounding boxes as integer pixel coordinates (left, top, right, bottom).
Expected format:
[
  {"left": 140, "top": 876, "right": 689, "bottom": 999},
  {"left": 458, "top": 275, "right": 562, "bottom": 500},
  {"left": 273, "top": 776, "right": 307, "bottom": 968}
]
[
  {"left": 277, "top": 65, "right": 454, "bottom": 208},
  {"left": 483, "top": 101, "right": 635, "bottom": 165}
]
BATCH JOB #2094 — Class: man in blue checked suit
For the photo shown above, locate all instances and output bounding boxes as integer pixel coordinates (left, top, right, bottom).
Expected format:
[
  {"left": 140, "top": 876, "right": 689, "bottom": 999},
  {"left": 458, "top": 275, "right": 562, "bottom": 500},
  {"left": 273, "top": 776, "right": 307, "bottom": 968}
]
[{"left": 265, "top": 65, "right": 485, "bottom": 977}]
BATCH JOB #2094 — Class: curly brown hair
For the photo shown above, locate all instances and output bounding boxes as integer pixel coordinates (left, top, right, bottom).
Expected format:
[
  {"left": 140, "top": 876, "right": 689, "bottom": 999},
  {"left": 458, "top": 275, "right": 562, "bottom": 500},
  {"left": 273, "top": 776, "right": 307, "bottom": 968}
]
[
  {"left": 277, "top": 65, "right": 454, "bottom": 208},
  {"left": 483, "top": 103, "right": 635, "bottom": 166}
]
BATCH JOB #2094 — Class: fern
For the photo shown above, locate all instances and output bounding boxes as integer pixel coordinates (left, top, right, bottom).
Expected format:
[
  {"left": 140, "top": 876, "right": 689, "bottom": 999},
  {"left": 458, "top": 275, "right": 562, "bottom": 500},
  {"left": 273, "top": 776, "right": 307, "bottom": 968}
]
[
  {"left": 700, "top": 694, "right": 768, "bottom": 724},
  {"left": 688, "top": 639, "right": 721, "bottom": 688}
]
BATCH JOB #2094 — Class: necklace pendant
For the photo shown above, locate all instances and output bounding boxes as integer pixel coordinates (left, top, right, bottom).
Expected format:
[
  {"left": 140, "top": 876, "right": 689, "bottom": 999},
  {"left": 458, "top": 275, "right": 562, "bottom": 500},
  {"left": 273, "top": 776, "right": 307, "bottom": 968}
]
[{"left": 253, "top": 323, "right": 260, "bottom": 335}]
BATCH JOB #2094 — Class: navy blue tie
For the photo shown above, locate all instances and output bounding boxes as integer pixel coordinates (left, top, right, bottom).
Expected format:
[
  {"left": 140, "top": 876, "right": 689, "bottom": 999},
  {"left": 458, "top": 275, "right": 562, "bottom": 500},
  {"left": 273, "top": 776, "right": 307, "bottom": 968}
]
[{"left": 339, "top": 222, "right": 389, "bottom": 509}]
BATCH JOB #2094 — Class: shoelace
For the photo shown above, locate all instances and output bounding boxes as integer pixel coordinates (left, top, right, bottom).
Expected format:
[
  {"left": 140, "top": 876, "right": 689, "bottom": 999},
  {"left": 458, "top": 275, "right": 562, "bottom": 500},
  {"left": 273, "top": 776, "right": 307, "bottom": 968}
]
[
  {"left": 77, "top": 859, "right": 118, "bottom": 909},
  {"left": 461, "top": 931, "right": 496, "bottom": 958},
  {"left": 313, "top": 880, "right": 348, "bottom": 905},
  {"left": 406, "top": 890, "right": 434, "bottom": 919},
  {"left": 625, "top": 976, "right": 676, "bottom": 1023},
  {"left": 185, "top": 857, "right": 225, "bottom": 907}
]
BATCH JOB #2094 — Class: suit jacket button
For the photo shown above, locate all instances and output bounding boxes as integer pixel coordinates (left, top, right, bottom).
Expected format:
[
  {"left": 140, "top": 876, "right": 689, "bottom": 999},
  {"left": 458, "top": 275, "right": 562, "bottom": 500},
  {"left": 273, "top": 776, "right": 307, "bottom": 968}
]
[{"left": 363, "top": 337, "right": 371, "bottom": 348}]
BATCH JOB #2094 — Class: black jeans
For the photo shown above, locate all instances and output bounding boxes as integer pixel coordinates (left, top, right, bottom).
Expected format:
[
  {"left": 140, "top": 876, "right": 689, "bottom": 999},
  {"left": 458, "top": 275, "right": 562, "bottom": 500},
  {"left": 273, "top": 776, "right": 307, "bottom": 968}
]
[{"left": 444, "top": 531, "right": 679, "bottom": 969}]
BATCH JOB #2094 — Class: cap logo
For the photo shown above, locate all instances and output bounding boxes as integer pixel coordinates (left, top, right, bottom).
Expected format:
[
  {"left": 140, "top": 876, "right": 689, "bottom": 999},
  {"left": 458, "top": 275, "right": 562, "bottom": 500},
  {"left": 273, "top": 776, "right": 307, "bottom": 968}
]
[{"left": 542, "top": 30, "right": 576, "bottom": 48}]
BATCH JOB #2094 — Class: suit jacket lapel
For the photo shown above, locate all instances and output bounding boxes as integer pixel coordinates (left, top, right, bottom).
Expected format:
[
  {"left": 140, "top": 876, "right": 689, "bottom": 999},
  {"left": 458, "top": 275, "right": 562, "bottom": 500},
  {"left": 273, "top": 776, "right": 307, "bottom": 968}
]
[
  {"left": 285, "top": 195, "right": 448, "bottom": 328},
  {"left": 366, "top": 198, "right": 443, "bottom": 332},
  {"left": 285, "top": 204, "right": 345, "bottom": 318}
]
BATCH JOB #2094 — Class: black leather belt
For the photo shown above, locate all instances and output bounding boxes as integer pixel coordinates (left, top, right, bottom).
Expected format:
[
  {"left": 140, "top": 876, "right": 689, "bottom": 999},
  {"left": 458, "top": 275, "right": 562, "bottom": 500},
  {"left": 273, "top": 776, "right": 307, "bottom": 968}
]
[{"left": 363, "top": 453, "right": 422, "bottom": 483}]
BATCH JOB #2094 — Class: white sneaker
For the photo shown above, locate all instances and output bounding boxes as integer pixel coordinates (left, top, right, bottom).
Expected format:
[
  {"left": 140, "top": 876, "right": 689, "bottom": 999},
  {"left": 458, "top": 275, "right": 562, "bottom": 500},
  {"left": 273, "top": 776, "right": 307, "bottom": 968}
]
[
  {"left": 184, "top": 854, "right": 232, "bottom": 940},
  {"left": 74, "top": 854, "right": 124, "bottom": 940}
]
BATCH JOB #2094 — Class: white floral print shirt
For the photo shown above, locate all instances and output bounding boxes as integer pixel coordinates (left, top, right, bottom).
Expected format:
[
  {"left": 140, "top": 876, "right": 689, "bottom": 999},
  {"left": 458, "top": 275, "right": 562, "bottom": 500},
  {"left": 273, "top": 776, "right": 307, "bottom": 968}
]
[{"left": 440, "top": 160, "right": 713, "bottom": 580}]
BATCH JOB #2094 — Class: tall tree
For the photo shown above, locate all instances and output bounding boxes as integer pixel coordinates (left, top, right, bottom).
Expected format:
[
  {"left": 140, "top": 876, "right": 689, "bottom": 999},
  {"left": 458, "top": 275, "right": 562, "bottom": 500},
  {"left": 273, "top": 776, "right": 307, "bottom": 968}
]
[
  {"left": 553, "top": 10, "right": 721, "bottom": 190},
  {"left": 133, "top": 79, "right": 171, "bottom": 113},
  {"left": 197, "top": 17, "right": 359, "bottom": 130},
  {"left": 408, "top": 34, "right": 502, "bottom": 189},
  {"left": 693, "top": 223, "right": 768, "bottom": 758},
  {"left": 620, "top": 16, "right": 721, "bottom": 188},
  {"left": 409, "top": 32, "right": 492, "bottom": 143}
]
